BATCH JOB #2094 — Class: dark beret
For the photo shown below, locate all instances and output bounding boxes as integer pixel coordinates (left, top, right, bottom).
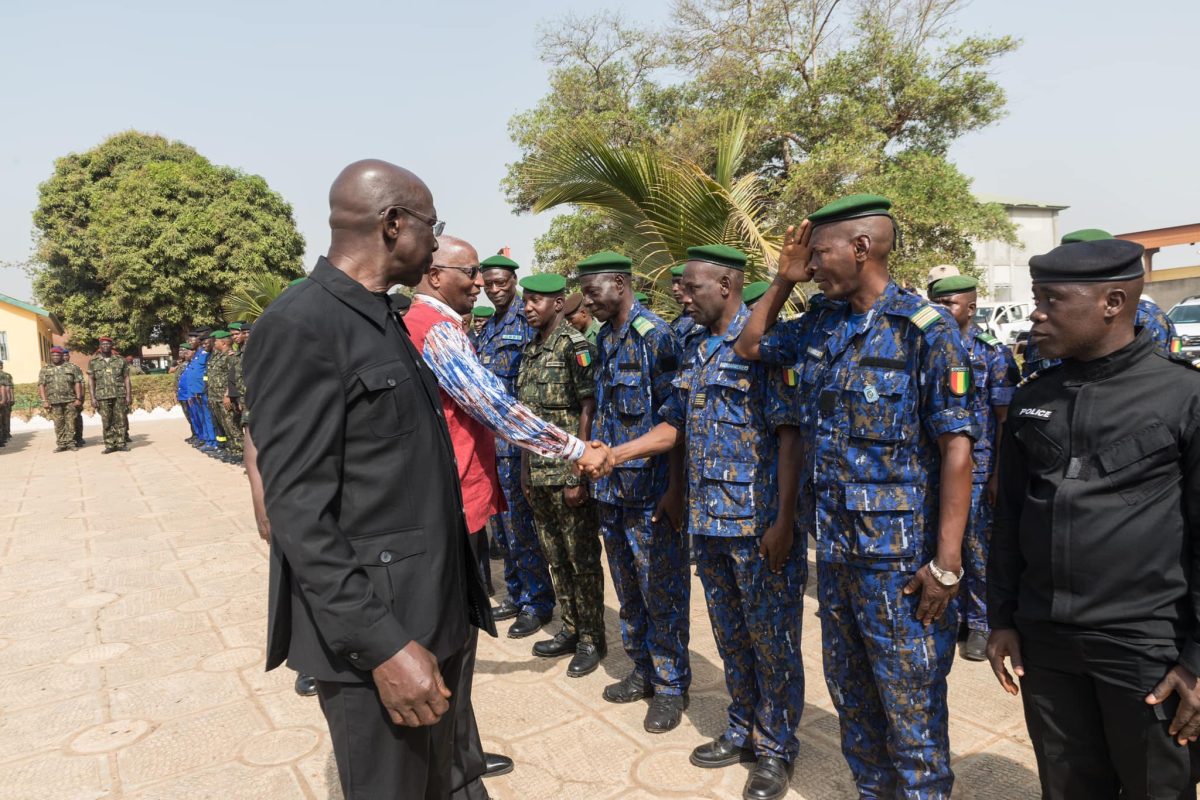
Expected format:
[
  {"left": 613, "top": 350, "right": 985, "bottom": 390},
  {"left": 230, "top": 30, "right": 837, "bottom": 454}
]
[
  {"left": 1029, "top": 239, "right": 1145, "bottom": 284},
  {"left": 562, "top": 293, "right": 585, "bottom": 316}
]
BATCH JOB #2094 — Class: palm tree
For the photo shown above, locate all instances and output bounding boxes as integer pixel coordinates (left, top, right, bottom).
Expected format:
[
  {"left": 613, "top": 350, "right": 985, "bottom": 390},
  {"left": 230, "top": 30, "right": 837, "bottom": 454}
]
[
  {"left": 222, "top": 273, "right": 290, "bottom": 324},
  {"left": 524, "top": 112, "right": 785, "bottom": 309}
]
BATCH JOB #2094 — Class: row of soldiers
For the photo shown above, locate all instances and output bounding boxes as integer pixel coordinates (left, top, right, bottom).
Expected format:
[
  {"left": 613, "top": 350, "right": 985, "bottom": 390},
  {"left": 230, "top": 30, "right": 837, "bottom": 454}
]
[
  {"left": 465, "top": 197, "right": 1184, "bottom": 800},
  {"left": 170, "top": 323, "right": 250, "bottom": 465},
  {"left": 35, "top": 338, "right": 133, "bottom": 453}
]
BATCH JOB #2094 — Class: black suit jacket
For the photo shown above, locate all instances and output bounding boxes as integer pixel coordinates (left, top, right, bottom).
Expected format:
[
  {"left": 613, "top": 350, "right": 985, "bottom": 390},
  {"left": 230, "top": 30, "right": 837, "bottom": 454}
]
[{"left": 246, "top": 258, "right": 495, "bottom": 682}]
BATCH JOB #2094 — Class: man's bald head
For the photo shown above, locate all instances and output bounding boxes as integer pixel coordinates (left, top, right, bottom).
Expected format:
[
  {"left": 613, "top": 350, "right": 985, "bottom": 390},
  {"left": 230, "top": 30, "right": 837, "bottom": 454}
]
[
  {"left": 431, "top": 235, "right": 478, "bottom": 267},
  {"left": 328, "top": 159, "right": 431, "bottom": 233},
  {"left": 417, "top": 235, "right": 482, "bottom": 315}
]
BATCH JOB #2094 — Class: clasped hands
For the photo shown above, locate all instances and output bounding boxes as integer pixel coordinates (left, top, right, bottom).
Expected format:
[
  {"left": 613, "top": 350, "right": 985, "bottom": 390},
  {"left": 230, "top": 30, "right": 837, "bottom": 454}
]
[{"left": 573, "top": 440, "right": 616, "bottom": 479}]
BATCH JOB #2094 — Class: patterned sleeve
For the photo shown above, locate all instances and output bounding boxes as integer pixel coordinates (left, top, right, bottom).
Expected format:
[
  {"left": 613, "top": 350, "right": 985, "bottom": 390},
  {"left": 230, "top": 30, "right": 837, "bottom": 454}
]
[
  {"left": 567, "top": 337, "right": 597, "bottom": 401},
  {"left": 988, "top": 344, "right": 1019, "bottom": 408},
  {"left": 423, "top": 320, "right": 586, "bottom": 461},
  {"left": 764, "top": 364, "right": 801, "bottom": 431},
  {"left": 758, "top": 318, "right": 803, "bottom": 367},
  {"left": 649, "top": 327, "right": 680, "bottom": 425},
  {"left": 918, "top": 317, "right": 978, "bottom": 441}
]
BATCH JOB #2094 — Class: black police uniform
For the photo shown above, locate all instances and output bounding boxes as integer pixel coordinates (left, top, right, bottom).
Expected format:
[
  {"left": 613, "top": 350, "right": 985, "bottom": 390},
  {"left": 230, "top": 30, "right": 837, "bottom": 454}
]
[{"left": 990, "top": 241, "right": 1200, "bottom": 799}]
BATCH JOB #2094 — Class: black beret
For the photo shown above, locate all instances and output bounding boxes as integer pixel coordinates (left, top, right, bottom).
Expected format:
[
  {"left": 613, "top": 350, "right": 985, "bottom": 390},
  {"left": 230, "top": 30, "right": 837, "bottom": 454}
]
[{"left": 1029, "top": 239, "right": 1145, "bottom": 285}]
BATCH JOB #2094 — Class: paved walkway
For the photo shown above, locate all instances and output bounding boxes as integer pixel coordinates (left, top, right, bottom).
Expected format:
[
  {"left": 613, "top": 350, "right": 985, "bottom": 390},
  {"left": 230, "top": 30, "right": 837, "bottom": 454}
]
[{"left": 0, "top": 420, "right": 1042, "bottom": 799}]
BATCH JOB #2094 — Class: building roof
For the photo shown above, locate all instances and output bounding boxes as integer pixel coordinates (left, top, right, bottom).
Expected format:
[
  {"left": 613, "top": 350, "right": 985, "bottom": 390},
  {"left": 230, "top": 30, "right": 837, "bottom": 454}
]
[
  {"left": 975, "top": 193, "right": 1069, "bottom": 211},
  {"left": 0, "top": 293, "right": 64, "bottom": 333}
]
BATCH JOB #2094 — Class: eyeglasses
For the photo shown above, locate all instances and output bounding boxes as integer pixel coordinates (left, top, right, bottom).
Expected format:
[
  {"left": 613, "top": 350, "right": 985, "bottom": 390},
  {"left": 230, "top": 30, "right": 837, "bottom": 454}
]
[
  {"left": 379, "top": 204, "right": 446, "bottom": 237},
  {"left": 432, "top": 264, "right": 481, "bottom": 280}
]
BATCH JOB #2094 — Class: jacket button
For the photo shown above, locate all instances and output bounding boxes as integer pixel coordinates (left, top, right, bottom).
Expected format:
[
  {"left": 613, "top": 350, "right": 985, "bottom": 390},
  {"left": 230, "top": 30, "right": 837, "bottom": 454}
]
[
  {"left": 386, "top": 378, "right": 396, "bottom": 387},
  {"left": 349, "top": 652, "right": 359, "bottom": 660},
  {"left": 380, "top": 551, "right": 394, "bottom": 564}
]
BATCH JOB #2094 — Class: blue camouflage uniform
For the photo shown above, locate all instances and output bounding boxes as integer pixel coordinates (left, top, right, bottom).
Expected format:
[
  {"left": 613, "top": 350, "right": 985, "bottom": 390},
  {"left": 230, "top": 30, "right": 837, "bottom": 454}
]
[
  {"left": 593, "top": 300, "right": 690, "bottom": 696},
  {"left": 1022, "top": 298, "right": 1178, "bottom": 377},
  {"left": 183, "top": 349, "right": 216, "bottom": 447},
  {"left": 475, "top": 300, "right": 554, "bottom": 619},
  {"left": 670, "top": 313, "right": 697, "bottom": 340},
  {"left": 660, "top": 305, "right": 806, "bottom": 762},
  {"left": 963, "top": 325, "right": 1018, "bottom": 634},
  {"left": 761, "top": 281, "right": 976, "bottom": 797}
]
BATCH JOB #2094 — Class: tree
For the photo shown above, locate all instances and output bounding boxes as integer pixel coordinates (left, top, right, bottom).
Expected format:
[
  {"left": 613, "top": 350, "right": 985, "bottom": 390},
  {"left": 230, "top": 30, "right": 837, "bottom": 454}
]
[
  {"left": 507, "top": 0, "right": 1019, "bottom": 288},
  {"left": 30, "top": 131, "right": 305, "bottom": 352},
  {"left": 222, "top": 273, "right": 290, "bottom": 324}
]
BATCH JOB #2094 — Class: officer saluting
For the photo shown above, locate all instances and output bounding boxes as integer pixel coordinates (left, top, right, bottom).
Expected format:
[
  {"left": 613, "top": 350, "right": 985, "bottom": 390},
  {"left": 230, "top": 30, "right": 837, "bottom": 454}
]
[{"left": 988, "top": 238, "right": 1200, "bottom": 799}]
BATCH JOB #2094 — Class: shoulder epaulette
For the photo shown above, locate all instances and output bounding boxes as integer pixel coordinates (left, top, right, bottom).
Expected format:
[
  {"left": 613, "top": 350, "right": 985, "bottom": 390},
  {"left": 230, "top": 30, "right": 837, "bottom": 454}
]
[
  {"left": 631, "top": 316, "right": 655, "bottom": 338},
  {"left": 976, "top": 331, "right": 1002, "bottom": 347},
  {"left": 909, "top": 305, "right": 943, "bottom": 331}
]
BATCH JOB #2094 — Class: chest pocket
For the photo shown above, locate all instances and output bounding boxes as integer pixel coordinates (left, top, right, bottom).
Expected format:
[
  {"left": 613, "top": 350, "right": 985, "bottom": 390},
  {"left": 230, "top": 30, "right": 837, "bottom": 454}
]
[
  {"left": 700, "top": 458, "right": 756, "bottom": 519},
  {"left": 705, "top": 369, "right": 753, "bottom": 427},
  {"left": 970, "top": 356, "right": 989, "bottom": 403},
  {"left": 1097, "top": 421, "right": 1179, "bottom": 505},
  {"left": 1014, "top": 421, "right": 1063, "bottom": 473},
  {"left": 611, "top": 371, "right": 646, "bottom": 417},
  {"left": 538, "top": 362, "right": 573, "bottom": 409},
  {"left": 486, "top": 337, "right": 523, "bottom": 377},
  {"left": 844, "top": 369, "right": 910, "bottom": 441},
  {"left": 355, "top": 360, "right": 417, "bottom": 438}
]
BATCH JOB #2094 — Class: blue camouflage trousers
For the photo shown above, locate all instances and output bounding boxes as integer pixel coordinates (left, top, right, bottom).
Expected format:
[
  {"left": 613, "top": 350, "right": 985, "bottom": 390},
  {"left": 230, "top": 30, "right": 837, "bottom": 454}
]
[
  {"left": 598, "top": 502, "right": 691, "bottom": 695},
  {"left": 818, "top": 561, "right": 957, "bottom": 799},
  {"left": 694, "top": 534, "right": 806, "bottom": 762},
  {"left": 963, "top": 482, "right": 991, "bottom": 633},
  {"left": 494, "top": 456, "right": 554, "bottom": 619}
]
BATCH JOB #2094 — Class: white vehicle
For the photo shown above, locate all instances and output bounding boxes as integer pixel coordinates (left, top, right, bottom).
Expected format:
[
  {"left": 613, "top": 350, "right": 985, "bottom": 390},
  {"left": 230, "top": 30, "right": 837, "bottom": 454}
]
[
  {"left": 1168, "top": 296, "right": 1200, "bottom": 356},
  {"left": 972, "top": 302, "right": 1032, "bottom": 345}
]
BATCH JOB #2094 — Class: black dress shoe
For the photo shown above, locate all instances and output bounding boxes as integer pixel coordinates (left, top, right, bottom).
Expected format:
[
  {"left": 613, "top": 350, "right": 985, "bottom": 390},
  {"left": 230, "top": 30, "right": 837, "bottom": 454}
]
[
  {"left": 644, "top": 693, "right": 688, "bottom": 733},
  {"left": 960, "top": 629, "right": 988, "bottom": 662},
  {"left": 532, "top": 629, "right": 579, "bottom": 657},
  {"left": 566, "top": 641, "right": 606, "bottom": 677},
  {"left": 603, "top": 671, "right": 652, "bottom": 703},
  {"left": 103, "top": 446, "right": 115, "bottom": 454},
  {"left": 690, "top": 736, "right": 755, "bottom": 769},
  {"left": 742, "top": 756, "right": 792, "bottom": 800},
  {"left": 294, "top": 674, "right": 318, "bottom": 697},
  {"left": 491, "top": 599, "right": 519, "bottom": 621},
  {"left": 483, "top": 752, "right": 514, "bottom": 777},
  {"left": 508, "top": 611, "right": 550, "bottom": 639}
]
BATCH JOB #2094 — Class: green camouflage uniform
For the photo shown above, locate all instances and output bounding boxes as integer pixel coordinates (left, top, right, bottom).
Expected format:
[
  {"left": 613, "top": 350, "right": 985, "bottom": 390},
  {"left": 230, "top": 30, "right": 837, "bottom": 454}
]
[
  {"left": 0, "top": 368, "right": 12, "bottom": 443},
  {"left": 68, "top": 362, "right": 85, "bottom": 444},
  {"left": 205, "top": 350, "right": 229, "bottom": 449},
  {"left": 516, "top": 320, "right": 605, "bottom": 645},
  {"left": 222, "top": 349, "right": 244, "bottom": 455},
  {"left": 87, "top": 354, "right": 128, "bottom": 448},
  {"left": 38, "top": 363, "right": 79, "bottom": 448}
]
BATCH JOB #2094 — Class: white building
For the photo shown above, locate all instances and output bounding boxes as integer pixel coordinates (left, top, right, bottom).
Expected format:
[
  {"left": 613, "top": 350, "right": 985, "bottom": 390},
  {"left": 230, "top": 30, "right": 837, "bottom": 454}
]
[{"left": 972, "top": 194, "right": 1068, "bottom": 305}]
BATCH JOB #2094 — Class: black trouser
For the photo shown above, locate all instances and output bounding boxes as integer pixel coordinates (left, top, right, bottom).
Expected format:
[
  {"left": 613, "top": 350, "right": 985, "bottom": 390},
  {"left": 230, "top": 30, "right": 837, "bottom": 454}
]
[
  {"left": 450, "top": 530, "right": 490, "bottom": 800},
  {"left": 1019, "top": 624, "right": 1197, "bottom": 800}
]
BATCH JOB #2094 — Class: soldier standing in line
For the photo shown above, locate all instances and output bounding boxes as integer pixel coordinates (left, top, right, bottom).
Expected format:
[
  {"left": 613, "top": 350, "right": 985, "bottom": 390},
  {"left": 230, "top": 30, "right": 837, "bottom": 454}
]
[
  {"left": 174, "top": 344, "right": 199, "bottom": 442},
  {"left": 38, "top": 346, "right": 83, "bottom": 451},
  {"left": 0, "top": 359, "right": 13, "bottom": 447},
  {"left": 928, "top": 275, "right": 1019, "bottom": 662},
  {"left": 62, "top": 348, "right": 86, "bottom": 447},
  {"left": 516, "top": 272, "right": 608, "bottom": 678},
  {"left": 87, "top": 336, "right": 132, "bottom": 453},
  {"left": 205, "top": 331, "right": 232, "bottom": 460},
  {"left": 476, "top": 254, "right": 556, "bottom": 638},
  {"left": 735, "top": 196, "right": 976, "bottom": 799},
  {"left": 605, "top": 244, "right": 806, "bottom": 800},
  {"left": 223, "top": 328, "right": 245, "bottom": 464},
  {"left": 668, "top": 263, "right": 697, "bottom": 340},
  {"left": 468, "top": 306, "right": 492, "bottom": 347},
  {"left": 577, "top": 251, "right": 692, "bottom": 732},
  {"left": 563, "top": 292, "right": 602, "bottom": 346}
]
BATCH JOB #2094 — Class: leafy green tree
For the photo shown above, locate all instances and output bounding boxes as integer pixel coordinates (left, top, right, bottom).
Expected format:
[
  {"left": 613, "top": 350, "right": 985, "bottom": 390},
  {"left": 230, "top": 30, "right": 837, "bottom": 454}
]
[
  {"left": 30, "top": 131, "right": 305, "bottom": 352},
  {"left": 222, "top": 273, "right": 291, "bottom": 324},
  {"left": 507, "top": 0, "right": 1019, "bottom": 288}
]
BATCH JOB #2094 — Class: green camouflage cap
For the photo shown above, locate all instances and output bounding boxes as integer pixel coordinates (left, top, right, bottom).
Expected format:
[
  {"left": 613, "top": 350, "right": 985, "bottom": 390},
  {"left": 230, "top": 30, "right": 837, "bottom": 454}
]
[
  {"left": 519, "top": 273, "right": 567, "bottom": 295},
  {"left": 686, "top": 244, "right": 748, "bottom": 271}
]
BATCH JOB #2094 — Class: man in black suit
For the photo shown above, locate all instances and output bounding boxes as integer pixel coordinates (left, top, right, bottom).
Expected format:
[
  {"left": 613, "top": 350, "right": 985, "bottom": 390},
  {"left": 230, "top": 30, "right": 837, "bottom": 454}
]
[{"left": 245, "top": 159, "right": 495, "bottom": 799}]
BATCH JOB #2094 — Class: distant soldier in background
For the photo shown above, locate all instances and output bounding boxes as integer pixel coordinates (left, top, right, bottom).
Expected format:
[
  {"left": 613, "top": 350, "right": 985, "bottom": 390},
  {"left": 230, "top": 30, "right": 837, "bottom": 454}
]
[
  {"left": 62, "top": 348, "right": 86, "bottom": 447},
  {"left": 564, "top": 292, "right": 602, "bottom": 346},
  {"left": 174, "top": 344, "right": 199, "bottom": 442},
  {"left": 87, "top": 336, "right": 131, "bottom": 453},
  {"left": 38, "top": 347, "right": 82, "bottom": 452},
  {"left": 0, "top": 359, "right": 13, "bottom": 447},
  {"left": 205, "top": 331, "right": 232, "bottom": 460}
]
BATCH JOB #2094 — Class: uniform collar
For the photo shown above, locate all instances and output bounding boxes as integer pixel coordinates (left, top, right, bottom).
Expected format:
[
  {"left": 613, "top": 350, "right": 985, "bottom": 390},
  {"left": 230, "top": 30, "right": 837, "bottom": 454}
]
[
  {"left": 721, "top": 304, "right": 750, "bottom": 343},
  {"left": 609, "top": 299, "right": 645, "bottom": 341},
  {"left": 1060, "top": 327, "right": 1154, "bottom": 385},
  {"left": 308, "top": 257, "right": 392, "bottom": 330},
  {"left": 412, "top": 292, "right": 460, "bottom": 321},
  {"left": 484, "top": 299, "right": 523, "bottom": 335}
]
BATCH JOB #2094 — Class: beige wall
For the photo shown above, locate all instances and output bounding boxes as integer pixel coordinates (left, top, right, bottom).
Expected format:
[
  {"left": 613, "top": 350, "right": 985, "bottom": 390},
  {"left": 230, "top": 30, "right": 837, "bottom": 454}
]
[{"left": 0, "top": 304, "right": 55, "bottom": 384}]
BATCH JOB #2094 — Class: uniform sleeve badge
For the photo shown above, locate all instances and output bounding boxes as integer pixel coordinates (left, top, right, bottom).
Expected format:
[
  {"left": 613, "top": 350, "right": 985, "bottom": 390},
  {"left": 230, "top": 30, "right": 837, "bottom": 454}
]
[
  {"left": 631, "top": 316, "right": 654, "bottom": 337},
  {"left": 949, "top": 366, "right": 970, "bottom": 396},
  {"left": 575, "top": 350, "right": 593, "bottom": 368},
  {"left": 910, "top": 305, "right": 942, "bottom": 331},
  {"left": 1171, "top": 337, "right": 1184, "bottom": 354},
  {"left": 782, "top": 367, "right": 799, "bottom": 387}
]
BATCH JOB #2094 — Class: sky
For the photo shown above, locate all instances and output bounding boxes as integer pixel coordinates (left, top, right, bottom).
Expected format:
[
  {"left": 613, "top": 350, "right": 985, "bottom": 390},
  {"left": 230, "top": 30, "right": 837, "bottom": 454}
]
[{"left": 1, "top": 0, "right": 1198, "bottom": 304}]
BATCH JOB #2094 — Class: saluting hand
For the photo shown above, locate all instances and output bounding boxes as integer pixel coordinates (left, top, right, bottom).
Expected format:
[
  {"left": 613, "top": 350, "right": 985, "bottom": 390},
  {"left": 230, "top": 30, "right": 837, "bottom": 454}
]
[
  {"left": 1146, "top": 664, "right": 1200, "bottom": 744},
  {"left": 777, "top": 220, "right": 815, "bottom": 284},
  {"left": 372, "top": 640, "right": 452, "bottom": 727},
  {"left": 986, "top": 628, "right": 1024, "bottom": 696}
]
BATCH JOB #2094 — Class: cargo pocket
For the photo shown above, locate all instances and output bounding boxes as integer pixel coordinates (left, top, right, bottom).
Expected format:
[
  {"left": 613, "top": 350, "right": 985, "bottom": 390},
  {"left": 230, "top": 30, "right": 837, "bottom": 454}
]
[
  {"left": 352, "top": 527, "right": 428, "bottom": 609},
  {"left": 845, "top": 483, "right": 920, "bottom": 561},
  {"left": 844, "top": 369, "right": 909, "bottom": 441},
  {"left": 1097, "top": 421, "right": 1179, "bottom": 504},
  {"left": 355, "top": 360, "right": 416, "bottom": 438},
  {"left": 701, "top": 458, "right": 757, "bottom": 520}
]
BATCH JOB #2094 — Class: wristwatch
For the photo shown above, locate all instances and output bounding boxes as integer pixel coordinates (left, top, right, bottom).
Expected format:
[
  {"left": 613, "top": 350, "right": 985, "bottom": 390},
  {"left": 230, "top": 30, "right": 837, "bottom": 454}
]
[{"left": 928, "top": 559, "right": 963, "bottom": 587}]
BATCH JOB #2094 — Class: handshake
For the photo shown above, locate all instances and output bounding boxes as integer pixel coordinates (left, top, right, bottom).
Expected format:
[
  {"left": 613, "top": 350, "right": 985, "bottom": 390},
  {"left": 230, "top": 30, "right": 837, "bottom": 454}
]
[{"left": 574, "top": 440, "right": 618, "bottom": 479}]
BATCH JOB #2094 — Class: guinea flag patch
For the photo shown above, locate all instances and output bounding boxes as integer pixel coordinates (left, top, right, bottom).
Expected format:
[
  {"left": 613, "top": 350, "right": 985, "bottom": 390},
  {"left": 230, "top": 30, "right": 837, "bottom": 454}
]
[
  {"left": 1171, "top": 337, "right": 1183, "bottom": 354},
  {"left": 575, "top": 350, "right": 593, "bottom": 368},
  {"left": 782, "top": 367, "right": 799, "bottom": 387},
  {"left": 948, "top": 367, "right": 970, "bottom": 396}
]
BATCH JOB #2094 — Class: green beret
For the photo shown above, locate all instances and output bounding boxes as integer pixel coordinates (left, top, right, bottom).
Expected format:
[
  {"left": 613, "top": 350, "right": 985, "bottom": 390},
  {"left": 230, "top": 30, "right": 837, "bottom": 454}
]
[
  {"left": 1030, "top": 239, "right": 1144, "bottom": 285},
  {"left": 742, "top": 281, "right": 770, "bottom": 305},
  {"left": 211, "top": 330, "right": 231, "bottom": 339},
  {"left": 928, "top": 275, "right": 979, "bottom": 298},
  {"left": 287, "top": 277, "right": 307, "bottom": 288},
  {"left": 686, "top": 244, "right": 748, "bottom": 271},
  {"left": 227, "top": 321, "right": 246, "bottom": 331},
  {"left": 807, "top": 194, "right": 893, "bottom": 227},
  {"left": 634, "top": 292, "right": 649, "bottom": 303},
  {"left": 481, "top": 254, "right": 520, "bottom": 272},
  {"left": 178, "top": 343, "right": 193, "bottom": 351},
  {"left": 471, "top": 306, "right": 495, "bottom": 318},
  {"left": 519, "top": 273, "right": 567, "bottom": 295},
  {"left": 577, "top": 250, "right": 632, "bottom": 275},
  {"left": 669, "top": 264, "right": 686, "bottom": 278},
  {"left": 1060, "top": 228, "right": 1113, "bottom": 244}
]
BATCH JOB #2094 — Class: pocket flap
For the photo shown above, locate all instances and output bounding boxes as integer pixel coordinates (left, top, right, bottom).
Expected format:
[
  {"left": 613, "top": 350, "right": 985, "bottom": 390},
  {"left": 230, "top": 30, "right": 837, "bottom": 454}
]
[
  {"left": 1097, "top": 422, "right": 1175, "bottom": 474},
  {"left": 701, "top": 458, "right": 756, "bottom": 484},
  {"left": 706, "top": 368, "right": 752, "bottom": 394},
  {"left": 351, "top": 527, "right": 427, "bottom": 565},
  {"left": 845, "top": 483, "right": 919, "bottom": 512},
  {"left": 612, "top": 371, "right": 642, "bottom": 387},
  {"left": 845, "top": 369, "right": 909, "bottom": 396},
  {"left": 356, "top": 360, "right": 411, "bottom": 392}
]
